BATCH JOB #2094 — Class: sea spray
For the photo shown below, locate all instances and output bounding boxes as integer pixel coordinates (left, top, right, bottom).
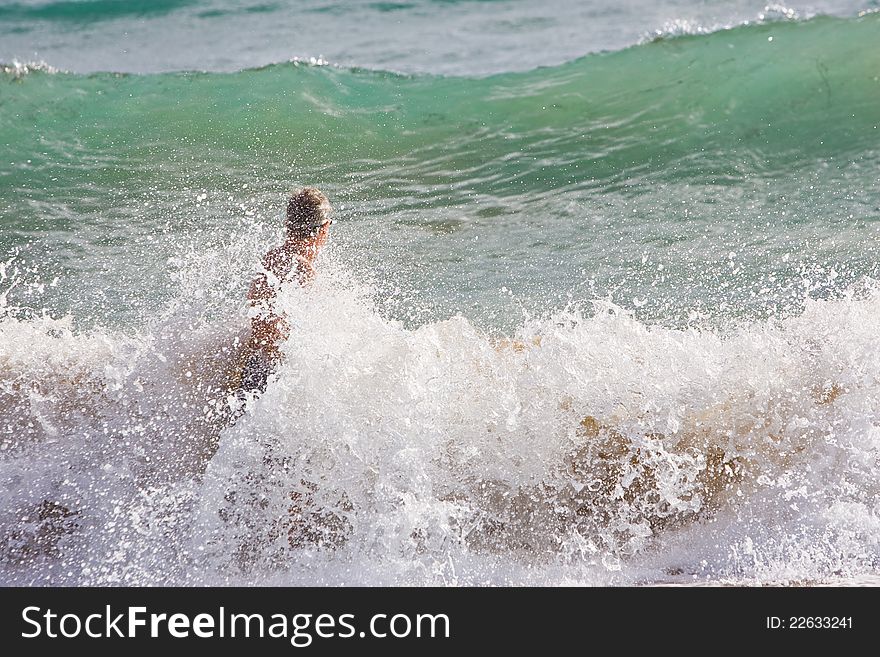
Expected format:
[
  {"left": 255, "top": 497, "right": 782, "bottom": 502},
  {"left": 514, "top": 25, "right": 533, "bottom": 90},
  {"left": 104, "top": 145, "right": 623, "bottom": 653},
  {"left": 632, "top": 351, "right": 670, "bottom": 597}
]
[{"left": 2, "top": 258, "right": 878, "bottom": 584}]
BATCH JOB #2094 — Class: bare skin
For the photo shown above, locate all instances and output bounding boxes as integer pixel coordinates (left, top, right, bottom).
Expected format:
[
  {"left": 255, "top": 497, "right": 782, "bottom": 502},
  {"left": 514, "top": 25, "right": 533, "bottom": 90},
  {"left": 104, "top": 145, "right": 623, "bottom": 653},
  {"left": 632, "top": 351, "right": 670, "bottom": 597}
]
[{"left": 245, "top": 222, "right": 331, "bottom": 366}]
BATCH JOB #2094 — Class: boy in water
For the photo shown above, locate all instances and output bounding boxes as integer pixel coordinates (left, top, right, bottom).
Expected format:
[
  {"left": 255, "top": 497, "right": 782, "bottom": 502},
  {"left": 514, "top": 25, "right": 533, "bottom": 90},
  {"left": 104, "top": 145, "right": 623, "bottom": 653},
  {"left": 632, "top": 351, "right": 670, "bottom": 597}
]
[
  {"left": 230, "top": 187, "right": 349, "bottom": 551},
  {"left": 238, "top": 187, "right": 333, "bottom": 394}
]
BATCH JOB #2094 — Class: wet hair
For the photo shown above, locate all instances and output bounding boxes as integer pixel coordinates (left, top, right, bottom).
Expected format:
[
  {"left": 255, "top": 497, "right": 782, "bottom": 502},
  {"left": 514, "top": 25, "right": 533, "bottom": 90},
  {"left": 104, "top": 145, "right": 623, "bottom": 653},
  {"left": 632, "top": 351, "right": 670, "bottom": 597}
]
[{"left": 286, "top": 187, "right": 332, "bottom": 237}]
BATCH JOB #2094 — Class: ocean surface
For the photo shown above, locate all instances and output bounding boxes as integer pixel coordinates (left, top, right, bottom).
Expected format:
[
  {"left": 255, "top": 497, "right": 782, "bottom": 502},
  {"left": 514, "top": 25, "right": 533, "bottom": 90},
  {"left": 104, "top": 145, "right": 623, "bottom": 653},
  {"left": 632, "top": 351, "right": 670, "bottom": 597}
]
[{"left": 1, "top": 0, "right": 879, "bottom": 586}]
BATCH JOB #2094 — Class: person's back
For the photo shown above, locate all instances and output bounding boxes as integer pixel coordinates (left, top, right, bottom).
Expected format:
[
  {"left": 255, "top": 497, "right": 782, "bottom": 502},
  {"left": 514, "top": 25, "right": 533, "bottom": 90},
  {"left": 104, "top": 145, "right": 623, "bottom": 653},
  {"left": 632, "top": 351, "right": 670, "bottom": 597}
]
[
  {"left": 238, "top": 187, "right": 333, "bottom": 394},
  {"left": 218, "top": 188, "right": 345, "bottom": 553}
]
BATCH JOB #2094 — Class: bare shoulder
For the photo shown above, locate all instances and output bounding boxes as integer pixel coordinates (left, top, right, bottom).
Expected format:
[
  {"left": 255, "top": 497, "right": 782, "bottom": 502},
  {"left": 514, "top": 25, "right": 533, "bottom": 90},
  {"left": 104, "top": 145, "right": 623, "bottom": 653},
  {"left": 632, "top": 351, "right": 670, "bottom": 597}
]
[{"left": 261, "top": 244, "right": 292, "bottom": 277}]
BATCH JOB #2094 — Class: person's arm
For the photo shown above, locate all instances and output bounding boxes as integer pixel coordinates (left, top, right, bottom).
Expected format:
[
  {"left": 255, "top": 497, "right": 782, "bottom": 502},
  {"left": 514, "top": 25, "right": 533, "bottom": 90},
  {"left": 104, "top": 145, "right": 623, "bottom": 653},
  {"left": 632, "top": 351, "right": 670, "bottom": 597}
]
[{"left": 246, "top": 248, "right": 291, "bottom": 358}]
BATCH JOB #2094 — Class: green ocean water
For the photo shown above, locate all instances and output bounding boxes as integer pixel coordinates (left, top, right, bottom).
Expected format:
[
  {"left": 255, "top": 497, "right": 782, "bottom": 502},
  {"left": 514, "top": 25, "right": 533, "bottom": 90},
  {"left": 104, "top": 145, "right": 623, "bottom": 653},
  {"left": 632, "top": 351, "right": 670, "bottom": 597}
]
[
  {"left": 2, "top": 14, "right": 879, "bottom": 329},
  {"left": 4, "top": 15, "right": 878, "bottom": 189}
]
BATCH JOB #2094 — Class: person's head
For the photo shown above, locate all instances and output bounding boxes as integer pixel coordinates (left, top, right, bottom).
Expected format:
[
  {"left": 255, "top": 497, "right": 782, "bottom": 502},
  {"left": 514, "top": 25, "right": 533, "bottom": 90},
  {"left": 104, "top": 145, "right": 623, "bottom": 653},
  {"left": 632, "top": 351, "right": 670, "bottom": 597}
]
[{"left": 286, "top": 187, "right": 333, "bottom": 244}]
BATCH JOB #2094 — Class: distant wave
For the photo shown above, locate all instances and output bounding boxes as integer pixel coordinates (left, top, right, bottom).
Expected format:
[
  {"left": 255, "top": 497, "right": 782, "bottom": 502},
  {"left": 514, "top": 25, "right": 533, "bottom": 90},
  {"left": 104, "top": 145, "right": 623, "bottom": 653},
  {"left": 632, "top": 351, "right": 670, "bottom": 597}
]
[{"left": 3, "top": 14, "right": 878, "bottom": 199}]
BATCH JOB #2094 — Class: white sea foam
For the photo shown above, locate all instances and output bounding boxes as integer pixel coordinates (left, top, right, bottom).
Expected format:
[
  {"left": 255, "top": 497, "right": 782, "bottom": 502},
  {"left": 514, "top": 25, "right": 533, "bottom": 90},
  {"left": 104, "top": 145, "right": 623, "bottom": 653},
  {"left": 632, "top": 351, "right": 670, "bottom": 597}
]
[
  {"left": 1, "top": 264, "right": 878, "bottom": 585},
  {"left": 645, "top": 4, "right": 805, "bottom": 42},
  {"left": 0, "top": 59, "right": 59, "bottom": 77}
]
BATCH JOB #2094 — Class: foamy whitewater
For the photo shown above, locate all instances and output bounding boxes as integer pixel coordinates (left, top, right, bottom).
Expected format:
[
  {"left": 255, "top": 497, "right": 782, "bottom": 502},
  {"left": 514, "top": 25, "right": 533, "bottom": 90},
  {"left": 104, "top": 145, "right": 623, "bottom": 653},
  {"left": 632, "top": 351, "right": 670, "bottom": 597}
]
[
  {"left": 1, "top": 1, "right": 879, "bottom": 585},
  {"left": 2, "top": 259, "right": 879, "bottom": 585}
]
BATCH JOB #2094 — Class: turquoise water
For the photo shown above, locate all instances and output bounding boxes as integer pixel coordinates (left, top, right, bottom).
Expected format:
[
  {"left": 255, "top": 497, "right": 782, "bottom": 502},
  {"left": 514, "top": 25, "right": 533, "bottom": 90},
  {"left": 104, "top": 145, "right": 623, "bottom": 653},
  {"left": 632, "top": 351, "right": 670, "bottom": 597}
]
[
  {"left": 0, "top": 0, "right": 873, "bottom": 74},
  {"left": 3, "top": 14, "right": 879, "bottom": 328},
  {"left": 1, "top": 1, "right": 879, "bottom": 586}
]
